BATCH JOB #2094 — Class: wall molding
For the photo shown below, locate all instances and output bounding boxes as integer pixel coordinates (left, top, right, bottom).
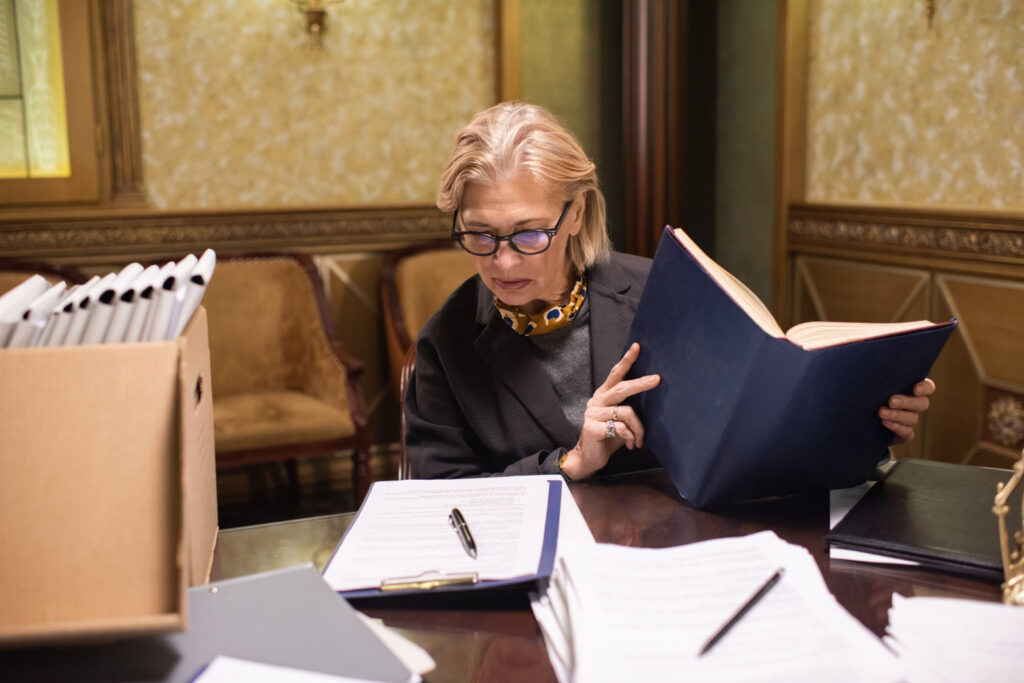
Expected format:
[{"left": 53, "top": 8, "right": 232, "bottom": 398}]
[
  {"left": 0, "top": 205, "right": 449, "bottom": 261},
  {"left": 788, "top": 204, "right": 1024, "bottom": 264}
]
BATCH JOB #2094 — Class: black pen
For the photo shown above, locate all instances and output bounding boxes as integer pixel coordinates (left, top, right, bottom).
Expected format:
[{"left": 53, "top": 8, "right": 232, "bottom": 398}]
[
  {"left": 449, "top": 507, "right": 477, "bottom": 559},
  {"left": 698, "top": 567, "right": 784, "bottom": 656}
]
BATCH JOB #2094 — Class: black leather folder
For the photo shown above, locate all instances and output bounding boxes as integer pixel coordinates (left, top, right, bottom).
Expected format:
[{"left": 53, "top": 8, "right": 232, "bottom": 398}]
[{"left": 825, "top": 459, "right": 1018, "bottom": 582}]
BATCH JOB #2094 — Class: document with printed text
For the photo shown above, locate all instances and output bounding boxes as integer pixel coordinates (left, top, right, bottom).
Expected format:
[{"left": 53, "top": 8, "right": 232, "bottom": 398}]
[
  {"left": 323, "top": 476, "right": 579, "bottom": 596},
  {"left": 532, "top": 531, "right": 900, "bottom": 682}
]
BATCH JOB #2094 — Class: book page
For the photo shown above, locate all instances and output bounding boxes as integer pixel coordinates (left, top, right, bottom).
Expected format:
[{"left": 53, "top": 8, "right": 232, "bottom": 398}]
[
  {"left": 671, "top": 229, "right": 785, "bottom": 338},
  {"left": 322, "top": 477, "right": 556, "bottom": 592},
  {"left": 785, "top": 320, "right": 937, "bottom": 350},
  {"left": 887, "top": 595, "right": 1024, "bottom": 682}
]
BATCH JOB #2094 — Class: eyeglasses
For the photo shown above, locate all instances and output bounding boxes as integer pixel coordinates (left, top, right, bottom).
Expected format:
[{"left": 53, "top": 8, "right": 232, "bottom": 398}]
[{"left": 451, "top": 200, "right": 573, "bottom": 256}]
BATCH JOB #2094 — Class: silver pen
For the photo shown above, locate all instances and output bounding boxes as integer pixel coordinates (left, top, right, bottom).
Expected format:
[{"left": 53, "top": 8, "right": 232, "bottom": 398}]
[{"left": 449, "top": 507, "right": 477, "bottom": 559}]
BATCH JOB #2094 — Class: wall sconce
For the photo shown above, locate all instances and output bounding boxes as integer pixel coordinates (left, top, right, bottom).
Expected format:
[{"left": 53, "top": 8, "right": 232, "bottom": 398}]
[
  {"left": 290, "top": 0, "right": 343, "bottom": 53},
  {"left": 924, "top": 0, "right": 936, "bottom": 29}
]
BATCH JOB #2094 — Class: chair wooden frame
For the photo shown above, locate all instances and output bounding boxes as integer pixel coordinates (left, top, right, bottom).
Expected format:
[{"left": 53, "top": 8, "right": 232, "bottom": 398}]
[
  {"left": 211, "top": 253, "right": 373, "bottom": 504},
  {"left": 397, "top": 344, "right": 416, "bottom": 480},
  {"left": 379, "top": 239, "right": 462, "bottom": 393}
]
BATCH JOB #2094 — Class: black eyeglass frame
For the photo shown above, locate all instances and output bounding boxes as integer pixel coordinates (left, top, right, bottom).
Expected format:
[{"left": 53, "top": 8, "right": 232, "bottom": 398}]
[{"left": 451, "top": 200, "right": 574, "bottom": 256}]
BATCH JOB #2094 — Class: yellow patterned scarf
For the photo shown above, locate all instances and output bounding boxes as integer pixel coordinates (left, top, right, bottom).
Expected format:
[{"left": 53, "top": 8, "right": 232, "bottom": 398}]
[{"left": 493, "top": 274, "right": 587, "bottom": 336}]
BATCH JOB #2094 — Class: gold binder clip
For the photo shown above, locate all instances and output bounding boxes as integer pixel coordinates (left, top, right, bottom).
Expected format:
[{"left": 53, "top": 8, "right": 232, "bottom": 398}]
[
  {"left": 379, "top": 570, "right": 479, "bottom": 592},
  {"left": 992, "top": 448, "right": 1024, "bottom": 606}
]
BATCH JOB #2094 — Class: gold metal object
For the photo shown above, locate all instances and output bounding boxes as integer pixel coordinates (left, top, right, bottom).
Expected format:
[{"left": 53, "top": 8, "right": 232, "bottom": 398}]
[
  {"left": 380, "top": 570, "right": 479, "bottom": 592},
  {"left": 992, "top": 448, "right": 1024, "bottom": 605},
  {"left": 290, "top": 0, "right": 343, "bottom": 52}
]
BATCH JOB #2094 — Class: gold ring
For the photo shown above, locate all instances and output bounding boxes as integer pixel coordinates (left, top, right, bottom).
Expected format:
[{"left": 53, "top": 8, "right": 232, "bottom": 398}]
[{"left": 612, "top": 406, "right": 619, "bottom": 421}]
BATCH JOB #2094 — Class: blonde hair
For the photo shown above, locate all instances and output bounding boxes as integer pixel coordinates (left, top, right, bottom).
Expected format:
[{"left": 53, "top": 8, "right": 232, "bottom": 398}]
[{"left": 437, "top": 102, "right": 611, "bottom": 272}]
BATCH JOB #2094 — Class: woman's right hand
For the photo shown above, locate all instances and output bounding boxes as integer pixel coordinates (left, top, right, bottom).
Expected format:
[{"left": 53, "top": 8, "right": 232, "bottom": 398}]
[{"left": 559, "top": 343, "right": 660, "bottom": 480}]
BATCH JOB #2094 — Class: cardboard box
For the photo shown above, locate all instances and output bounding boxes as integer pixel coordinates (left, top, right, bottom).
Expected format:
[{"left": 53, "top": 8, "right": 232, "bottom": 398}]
[{"left": 0, "top": 307, "right": 217, "bottom": 646}]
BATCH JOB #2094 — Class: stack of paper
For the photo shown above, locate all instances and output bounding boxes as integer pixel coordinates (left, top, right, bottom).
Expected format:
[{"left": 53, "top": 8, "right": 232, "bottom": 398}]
[
  {"left": 531, "top": 531, "right": 900, "bottom": 682},
  {"left": 886, "top": 594, "right": 1024, "bottom": 682},
  {"left": 0, "top": 249, "right": 215, "bottom": 348}
]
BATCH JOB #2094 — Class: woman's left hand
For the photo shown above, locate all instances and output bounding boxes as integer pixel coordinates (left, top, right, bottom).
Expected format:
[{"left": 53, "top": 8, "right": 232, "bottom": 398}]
[
  {"left": 561, "top": 343, "right": 660, "bottom": 480},
  {"left": 879, "top": 378, "right": 935, "bottom": 444}
]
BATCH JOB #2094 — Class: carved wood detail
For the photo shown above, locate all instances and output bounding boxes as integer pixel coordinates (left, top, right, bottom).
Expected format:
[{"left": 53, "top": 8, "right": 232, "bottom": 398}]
[
  {"left": 986, "top": 389, "right": 1024, "bottom": 451},
  {"left": 791, "top": 219, "right": 1024, "bottom": 259},
  {"left": 788, "top": 207, "right": 1024, "bottom": 263},
  {"left": 0, "top": 207, "right": 449, "bottom": 260},
  {"left": 99, "top": 0, "right": 146, "bottom": 203}
]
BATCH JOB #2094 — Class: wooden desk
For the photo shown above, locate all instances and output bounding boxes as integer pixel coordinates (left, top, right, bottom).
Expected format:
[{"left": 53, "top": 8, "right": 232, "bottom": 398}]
[{"left": 212, "top": 469, "right": 1002, "bottom": 683}]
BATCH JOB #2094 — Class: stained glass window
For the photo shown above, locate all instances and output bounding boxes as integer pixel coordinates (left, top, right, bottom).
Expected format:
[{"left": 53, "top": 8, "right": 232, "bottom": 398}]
[{"left": 0, "top": 0, "right": 70, "bottom": 179}]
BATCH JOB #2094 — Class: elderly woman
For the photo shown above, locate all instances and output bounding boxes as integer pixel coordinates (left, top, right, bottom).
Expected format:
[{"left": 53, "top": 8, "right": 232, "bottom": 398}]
[{"left": 405, "top": 102, "right": 933, "bottom": 482}]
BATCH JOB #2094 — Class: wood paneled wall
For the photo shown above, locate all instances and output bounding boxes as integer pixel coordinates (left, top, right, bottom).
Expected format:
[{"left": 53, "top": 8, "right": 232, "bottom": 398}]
[
  {"left": 776, "top": 0, "right": 1024, "bottom": 469},
  {"left": 785, "top": 207, "right": 1024, "bottom": 468}
]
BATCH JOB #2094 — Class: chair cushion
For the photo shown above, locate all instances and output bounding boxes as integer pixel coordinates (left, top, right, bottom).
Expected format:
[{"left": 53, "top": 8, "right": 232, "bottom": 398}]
[
  {"left": 204, "top": 258, "right": 351, "bottom": 415},
  {"left": 213, "top": 391, "right": 355, "bottom": 453}
]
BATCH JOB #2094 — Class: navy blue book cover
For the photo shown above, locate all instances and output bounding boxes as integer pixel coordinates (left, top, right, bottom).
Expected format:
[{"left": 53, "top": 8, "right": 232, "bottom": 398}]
[{"left": 626, "top": 227, "right": 957, "bottom": 508}]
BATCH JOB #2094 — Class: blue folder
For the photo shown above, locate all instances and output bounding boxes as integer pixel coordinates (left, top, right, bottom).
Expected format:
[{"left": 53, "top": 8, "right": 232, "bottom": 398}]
[
  {"left": 627, "top": 227, "right": 957, "bottom": 508},
  {"left": 329, "top": 479, "right": 562, "bottom": 598}
]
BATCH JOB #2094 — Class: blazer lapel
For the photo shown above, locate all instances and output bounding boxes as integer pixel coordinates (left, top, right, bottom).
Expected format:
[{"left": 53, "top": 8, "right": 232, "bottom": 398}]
[
  {"left": 473, "top": 285, "right": 578, "bottom": 447},
  {"left": 589, "top": 259, "right": 641, "bottom": 384}
]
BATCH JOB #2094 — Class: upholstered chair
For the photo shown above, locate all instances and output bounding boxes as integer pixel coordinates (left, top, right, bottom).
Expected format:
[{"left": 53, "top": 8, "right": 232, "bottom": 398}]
[
  {"left": 204, "top": 253, "right": 371, "bottom": 504},
  {"left": 380, "top": 241, "right": 476, "bottom": 478}
]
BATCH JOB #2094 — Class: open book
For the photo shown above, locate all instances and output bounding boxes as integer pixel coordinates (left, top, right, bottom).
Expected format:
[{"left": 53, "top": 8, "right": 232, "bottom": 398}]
[
  {"left": 625, "top": 227, "right": 957, "bottom": 508},
  {"left": 673, "top": 228, "right": 936, "bottom": 350}
]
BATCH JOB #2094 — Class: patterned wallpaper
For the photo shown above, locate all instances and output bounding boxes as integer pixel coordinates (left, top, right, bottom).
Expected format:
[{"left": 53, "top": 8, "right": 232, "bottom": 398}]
[
  {"left": 134, "top": 0, "right": 496, "bottom": 209},
  {"left": 806, "top": 0, "right": 1024, "bottom": 209}
]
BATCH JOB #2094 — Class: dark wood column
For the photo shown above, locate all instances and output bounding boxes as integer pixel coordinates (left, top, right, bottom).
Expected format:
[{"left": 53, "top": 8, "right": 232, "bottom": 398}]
[
  {"left": 99, "top": 0, "right": 147, "bottom": 203},
  {"left": 623, "top": 0, "right": 715, "bottom": 258}
]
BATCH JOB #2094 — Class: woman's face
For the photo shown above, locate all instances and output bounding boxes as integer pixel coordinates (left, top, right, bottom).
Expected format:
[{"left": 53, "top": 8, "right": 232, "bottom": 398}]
[{"left": 460, "top": 171, "right": 583, "bottom": 315}]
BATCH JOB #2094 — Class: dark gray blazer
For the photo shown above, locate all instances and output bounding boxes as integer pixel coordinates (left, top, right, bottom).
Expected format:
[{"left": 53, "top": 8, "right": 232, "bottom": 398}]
[{"left": 405, "top": 252, "right": 660, "bottom": 479}]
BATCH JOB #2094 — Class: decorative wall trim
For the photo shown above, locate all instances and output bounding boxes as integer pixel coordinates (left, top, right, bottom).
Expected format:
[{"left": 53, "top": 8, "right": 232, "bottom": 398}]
[
  {"left": 788, "top": 204, "right": 1024, "bottom": 264},
  {"left": 0, "top": 206, "right": 449, "bottom": 260},
  {"left": 99, "top": 0, "right": 146, "bottom": 203},
  {"left": 790, "top": 218, "right": 1024, "bottom": 258}
]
